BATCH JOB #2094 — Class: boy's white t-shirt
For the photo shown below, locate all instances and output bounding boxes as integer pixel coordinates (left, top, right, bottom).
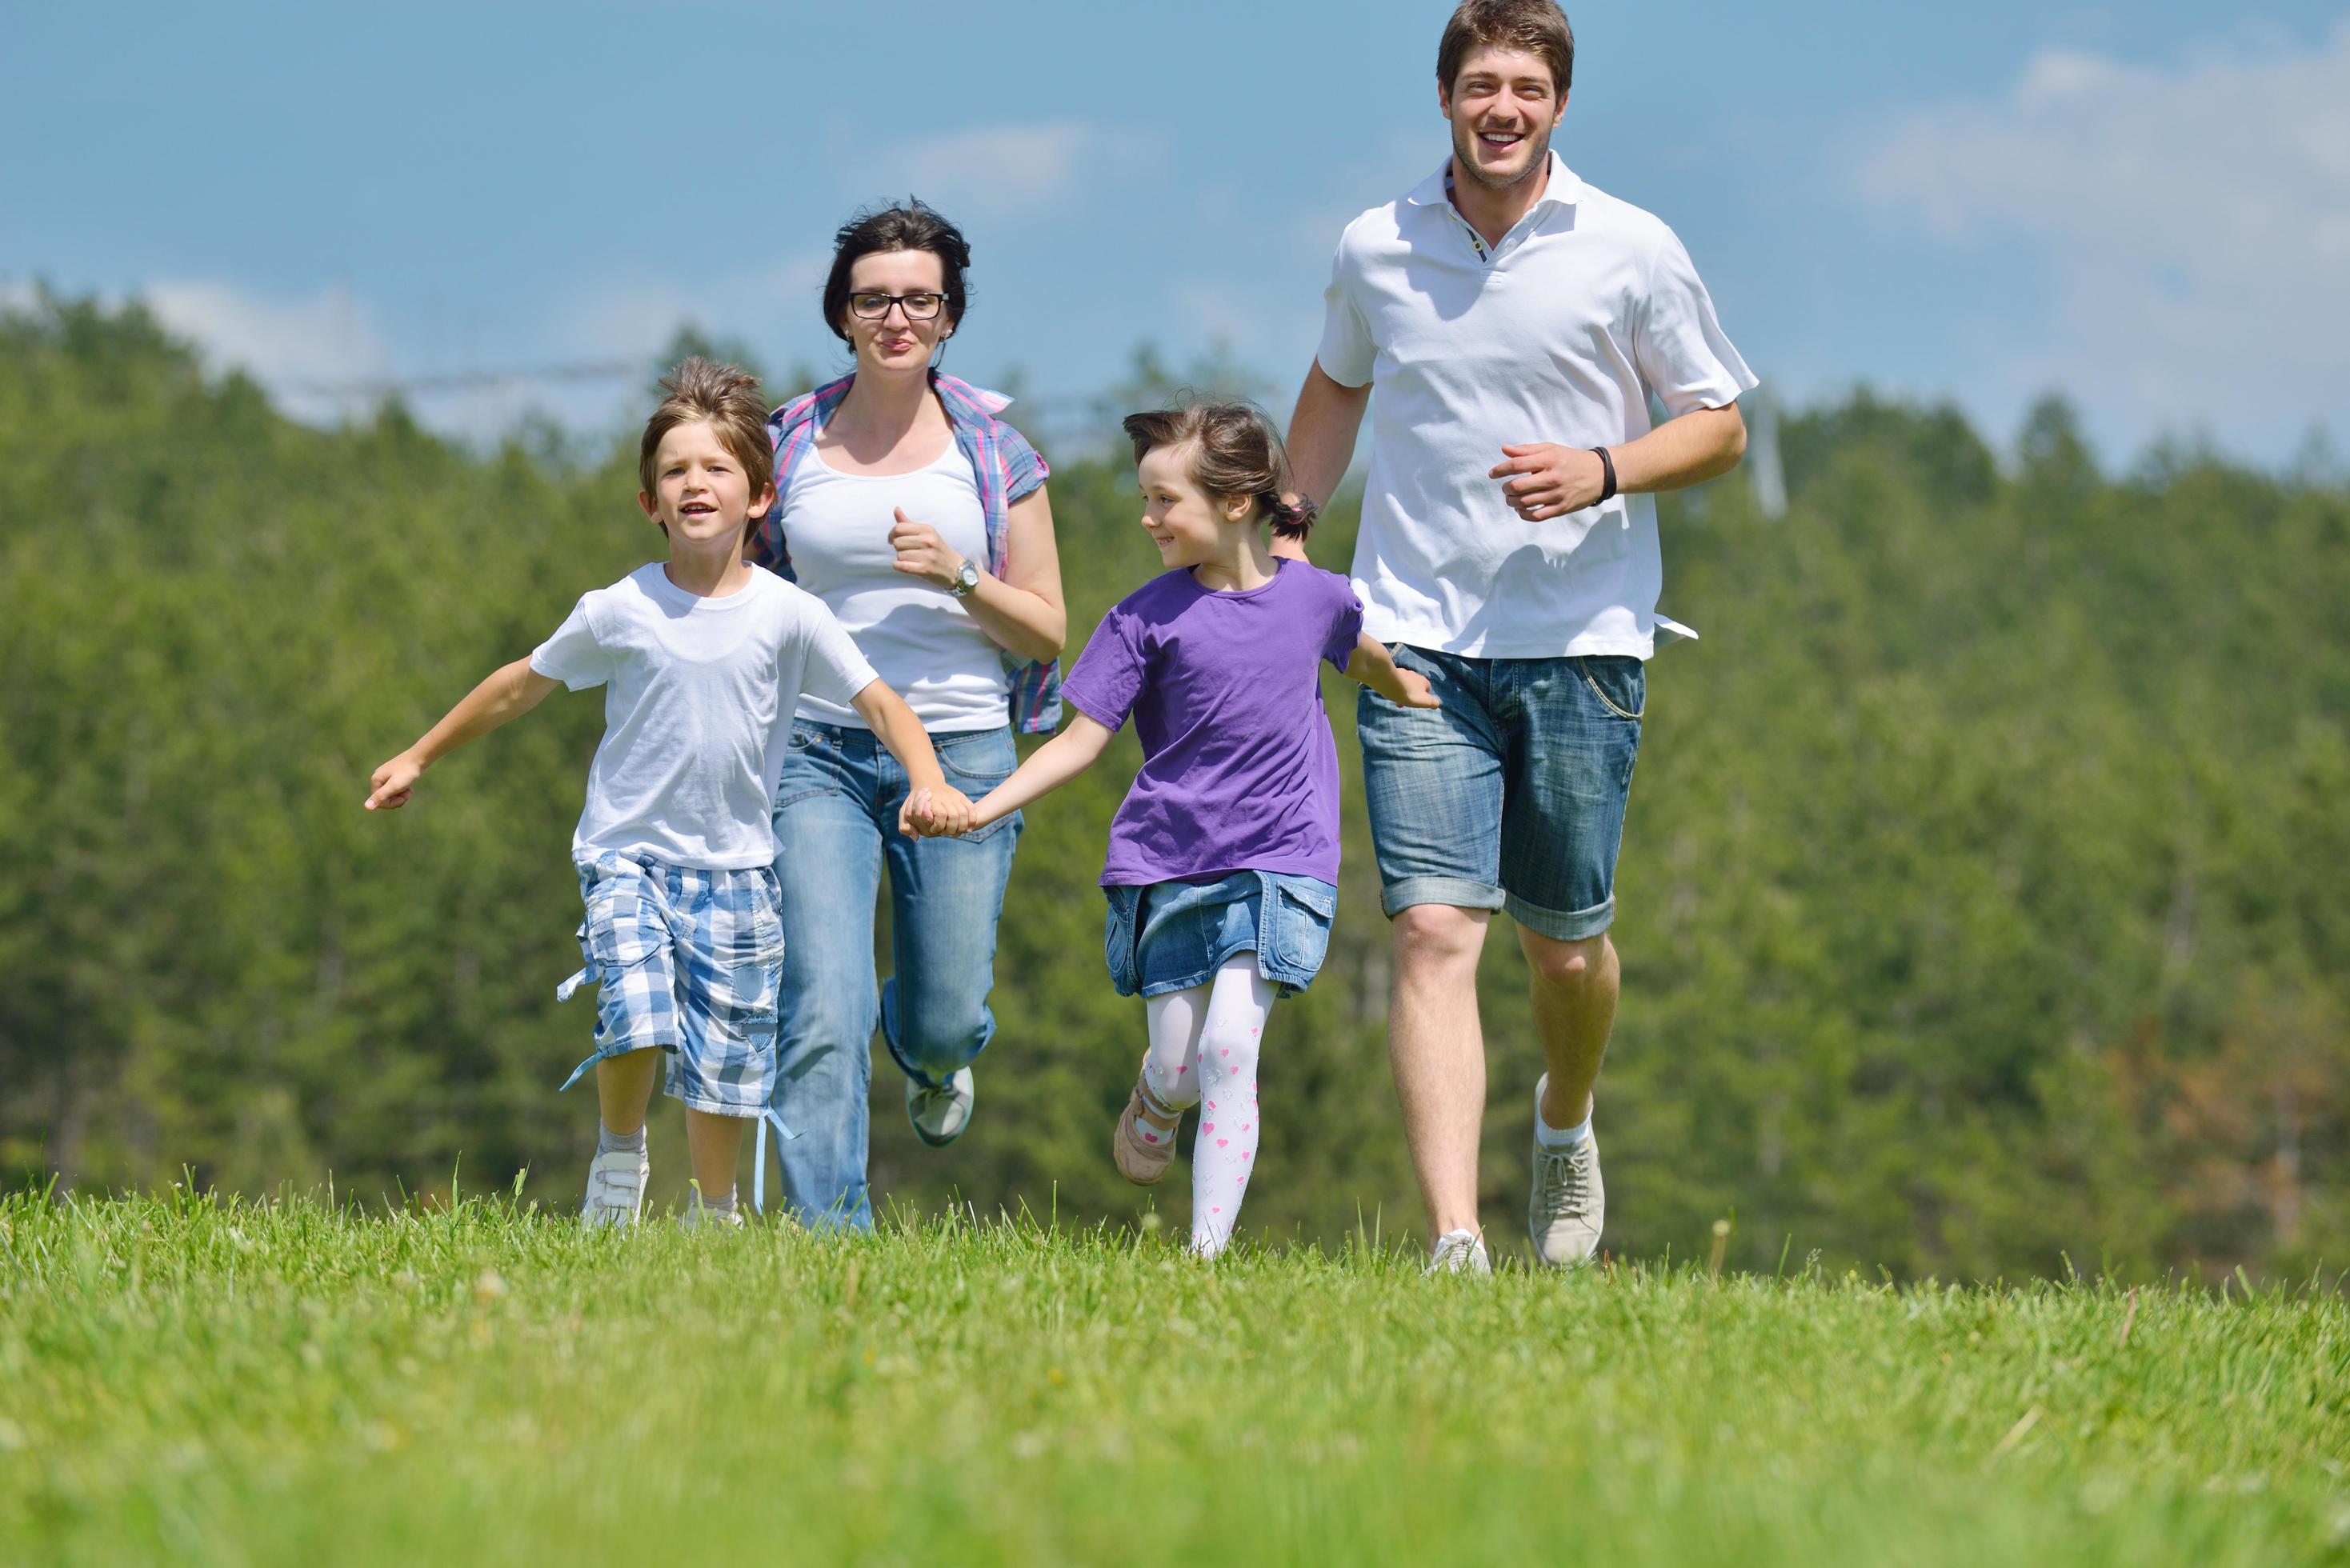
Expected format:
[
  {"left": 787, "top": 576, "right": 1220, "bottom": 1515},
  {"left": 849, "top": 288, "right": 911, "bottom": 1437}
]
[{"left": 529, "top": 563, "right": 878, "bottom": 870}]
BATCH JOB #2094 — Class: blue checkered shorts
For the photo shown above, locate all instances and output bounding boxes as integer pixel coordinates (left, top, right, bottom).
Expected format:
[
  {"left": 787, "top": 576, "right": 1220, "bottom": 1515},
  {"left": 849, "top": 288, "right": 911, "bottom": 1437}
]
[{"left": 554, "top": 852, "right": 785, "bottom": 1118}]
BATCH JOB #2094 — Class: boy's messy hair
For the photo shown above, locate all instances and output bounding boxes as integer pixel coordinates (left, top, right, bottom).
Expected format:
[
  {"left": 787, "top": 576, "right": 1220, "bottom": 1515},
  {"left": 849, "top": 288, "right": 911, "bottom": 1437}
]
[
  {"left": 1120, "top": 402, "right": 1318, "bottom": 540},
  {"left": 638, "top": 358, "right": 774, "bottom": 539}
]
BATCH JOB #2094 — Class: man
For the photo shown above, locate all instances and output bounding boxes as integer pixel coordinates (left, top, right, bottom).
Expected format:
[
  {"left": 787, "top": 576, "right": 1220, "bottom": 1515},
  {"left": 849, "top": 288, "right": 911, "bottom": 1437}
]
[{"left": 1284, "top": 0, "right": 1755, "bottom": 1273}]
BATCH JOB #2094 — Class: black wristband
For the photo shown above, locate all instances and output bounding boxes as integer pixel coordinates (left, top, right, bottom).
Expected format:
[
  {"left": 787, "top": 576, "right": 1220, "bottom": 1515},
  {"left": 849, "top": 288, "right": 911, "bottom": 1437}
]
[{"left": 1591, "top": 446, "right": 1618, "bottom": 504}]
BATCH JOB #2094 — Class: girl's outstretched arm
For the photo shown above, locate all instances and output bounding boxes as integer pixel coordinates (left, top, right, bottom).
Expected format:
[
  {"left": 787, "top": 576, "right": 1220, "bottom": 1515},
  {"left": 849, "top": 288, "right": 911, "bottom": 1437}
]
[
  {"left": 1344, "top": 634, "right": 1440, "bottom": 709},
  {"left": 952, "top": 714, "right": 1116, "bottom": 834},
  {"left": 366, "top": 657, "right": 560, "bottom": 810}
]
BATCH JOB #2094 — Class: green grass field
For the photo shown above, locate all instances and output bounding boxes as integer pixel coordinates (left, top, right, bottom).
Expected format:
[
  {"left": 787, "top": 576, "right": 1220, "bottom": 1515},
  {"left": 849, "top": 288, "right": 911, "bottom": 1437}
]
[{"left": 4, "top": 1191, "right": 2346, "bottom": 1566}]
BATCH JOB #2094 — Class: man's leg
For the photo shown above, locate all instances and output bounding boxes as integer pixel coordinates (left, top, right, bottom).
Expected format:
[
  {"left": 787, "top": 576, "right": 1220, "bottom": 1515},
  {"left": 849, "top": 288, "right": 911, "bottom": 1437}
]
[
  {"left": 1356, "top": 649, "right": 1507, "bottom": 1255},
  {"left": 1390, "top": 904, "right": 1492, "bottom": 1238},
  {"left": 1498, "top": 654, "right": 1644, "bottom": 1265},
  {"left": 1520, "top": 929, "right": 1619, "bottom": 1132}
]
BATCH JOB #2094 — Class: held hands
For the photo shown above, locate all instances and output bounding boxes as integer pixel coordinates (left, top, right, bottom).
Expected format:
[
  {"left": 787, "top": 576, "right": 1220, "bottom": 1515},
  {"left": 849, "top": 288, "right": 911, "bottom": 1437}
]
[
  {"left": 900, "top": 785, "right": 979, "bottom": 838},
  {"left": 1488, "top": 444, "right": 1610, "bottom": 522},
  {"left": 889, "top": 508, "right": 967, "bottom": 590},
  {"left": 365, "top": 751, "right": 425, "bottom": 810}
]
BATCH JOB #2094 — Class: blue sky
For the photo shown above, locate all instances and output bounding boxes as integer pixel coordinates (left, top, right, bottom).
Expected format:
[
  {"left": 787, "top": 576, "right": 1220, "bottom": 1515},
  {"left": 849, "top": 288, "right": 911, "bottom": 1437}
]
[{"left": 6, "top": 1, "right": 2345, "bottom": 466}]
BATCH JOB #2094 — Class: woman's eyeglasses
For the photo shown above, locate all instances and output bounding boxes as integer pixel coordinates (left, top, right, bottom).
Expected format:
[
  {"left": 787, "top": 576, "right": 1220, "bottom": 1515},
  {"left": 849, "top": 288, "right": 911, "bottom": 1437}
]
[{"left": 848, "top": 291, "right": 946, "bottom": 321}]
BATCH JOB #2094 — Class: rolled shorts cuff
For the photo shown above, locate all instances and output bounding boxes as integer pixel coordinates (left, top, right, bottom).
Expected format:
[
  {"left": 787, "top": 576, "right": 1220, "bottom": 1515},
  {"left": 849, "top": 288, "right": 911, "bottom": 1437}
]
[
  {"left": 671, "top": 1090, "right": 765, "bottom": 1119},
  {"left": 1503, "top": 890, "right": 1616, "bottom": 942},
  {"left": 1379, "top": 874, "right": 1507, "bottom": 920},
  {"left": 558, "top": 1036, "right": 666, "bottom": 1094},
  {"left": 558, "top": 1041, "right": 770, "bottom": 1118}
]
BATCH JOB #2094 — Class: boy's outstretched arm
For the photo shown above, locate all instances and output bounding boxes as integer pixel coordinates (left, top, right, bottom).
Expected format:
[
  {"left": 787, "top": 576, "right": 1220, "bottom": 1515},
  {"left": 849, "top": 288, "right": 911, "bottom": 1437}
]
[
  {"left": 1344, "top": 634, "right": 1440, "bottom": 709},
  {"left": 849, "top": 679, "right": 974, "bottom": 837},
  {"left": 950, "top": 714, "right": 1115, "bottom": 834},
  {"left": 367, "top": 657, "right": 559, "bottom": 810}
]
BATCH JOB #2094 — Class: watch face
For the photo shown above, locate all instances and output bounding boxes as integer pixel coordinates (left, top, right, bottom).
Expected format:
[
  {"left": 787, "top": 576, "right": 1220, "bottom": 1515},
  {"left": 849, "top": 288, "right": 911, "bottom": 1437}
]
[{"left": 955, "top": 562, "right": 979, "bottom": 593}]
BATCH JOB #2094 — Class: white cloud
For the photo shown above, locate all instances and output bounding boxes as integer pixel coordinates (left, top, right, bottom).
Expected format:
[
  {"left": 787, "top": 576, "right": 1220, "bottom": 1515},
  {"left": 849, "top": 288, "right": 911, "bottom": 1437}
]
[
  {"left": 142, "top": 279, "right": 395, "bottom": 424},
  {"left": 863, "top": 122, "right": 1159, "bottom": 223},
  {"left": 1859, "top": 20, "right": 2350, "bottom": 458},
  {"left": 550, "top": 254, "right": 830, "bottom": 365}
]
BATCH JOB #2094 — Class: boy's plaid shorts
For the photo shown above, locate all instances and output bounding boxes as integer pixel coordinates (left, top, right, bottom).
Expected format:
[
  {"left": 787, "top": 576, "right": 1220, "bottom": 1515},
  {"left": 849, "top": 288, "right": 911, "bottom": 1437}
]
[{"left": 555, "top": 852, "right": 785, "bottom": 1118}]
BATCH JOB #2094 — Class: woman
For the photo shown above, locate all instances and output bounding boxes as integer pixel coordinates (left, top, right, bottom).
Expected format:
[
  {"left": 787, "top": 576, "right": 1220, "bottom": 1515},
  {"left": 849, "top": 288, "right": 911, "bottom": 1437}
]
[{"left": 751, "top": 201, "right": 1066, "bottom": 1229}]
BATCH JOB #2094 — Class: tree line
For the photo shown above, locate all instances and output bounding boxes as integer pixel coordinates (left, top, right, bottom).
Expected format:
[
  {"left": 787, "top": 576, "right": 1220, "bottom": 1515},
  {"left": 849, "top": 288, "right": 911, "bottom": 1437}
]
[{"left": 3, "top": 297, "right": 2344, "bottom": 1282}]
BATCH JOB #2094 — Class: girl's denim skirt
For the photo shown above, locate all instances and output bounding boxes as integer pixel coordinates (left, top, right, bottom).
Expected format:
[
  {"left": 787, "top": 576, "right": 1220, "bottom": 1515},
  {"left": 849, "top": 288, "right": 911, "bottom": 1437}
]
[{"left": 1103, "top": 870, "right": 1338, "bottom": 999}]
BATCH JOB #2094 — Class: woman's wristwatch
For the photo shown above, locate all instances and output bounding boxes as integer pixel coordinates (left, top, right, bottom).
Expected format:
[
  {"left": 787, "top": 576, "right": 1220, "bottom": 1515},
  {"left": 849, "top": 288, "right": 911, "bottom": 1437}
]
[{"left": 949, "top": 558, "right": 980, "bottom": 598}]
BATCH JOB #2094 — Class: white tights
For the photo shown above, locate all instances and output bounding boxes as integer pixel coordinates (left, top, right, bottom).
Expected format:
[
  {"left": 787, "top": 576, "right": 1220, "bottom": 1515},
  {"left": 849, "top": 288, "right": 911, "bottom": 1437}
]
[{"left": 1141, "top": 954, "right": 1275, "bottom": 1258}]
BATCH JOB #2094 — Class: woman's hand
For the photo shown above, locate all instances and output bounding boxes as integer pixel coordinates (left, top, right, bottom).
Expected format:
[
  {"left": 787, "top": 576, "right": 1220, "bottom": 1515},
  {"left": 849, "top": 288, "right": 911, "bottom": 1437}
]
[{"left": 889, "top": 508, "right": 967, "bottom": 591}]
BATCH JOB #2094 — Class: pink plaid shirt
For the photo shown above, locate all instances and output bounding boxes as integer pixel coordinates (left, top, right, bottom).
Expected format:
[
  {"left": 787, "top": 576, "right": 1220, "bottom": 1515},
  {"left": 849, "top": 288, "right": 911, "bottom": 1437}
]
[{"left": 754, "top": 371, "right": 1061, "bottom": 734}]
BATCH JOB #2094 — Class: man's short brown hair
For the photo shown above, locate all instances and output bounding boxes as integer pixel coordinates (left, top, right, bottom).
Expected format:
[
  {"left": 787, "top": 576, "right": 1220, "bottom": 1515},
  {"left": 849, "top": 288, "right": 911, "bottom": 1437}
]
[
  {"left": 638, "top": 358, "right": 773, "bottom": 540},
  {"left": 1438, "top": 0, "right": 1574, "bottom": 98}
]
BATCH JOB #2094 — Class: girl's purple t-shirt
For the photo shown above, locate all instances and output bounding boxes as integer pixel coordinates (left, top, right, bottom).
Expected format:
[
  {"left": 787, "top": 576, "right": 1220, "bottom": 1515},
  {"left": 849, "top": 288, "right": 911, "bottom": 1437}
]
[{"left": 1062, "top": 558, "right": 1363, "bottom": 887}]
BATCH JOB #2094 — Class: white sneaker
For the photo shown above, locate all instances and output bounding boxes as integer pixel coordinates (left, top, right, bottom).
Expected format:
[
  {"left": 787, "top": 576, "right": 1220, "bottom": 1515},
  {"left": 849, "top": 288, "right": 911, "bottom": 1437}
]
[
  {"left": 1426, "top": 1228, "right": 1491, "bottom": 1276},
  {"left": 907, "top": 1067, "right": 975, "bottom": 1147},
  {"left": 679, "top": 1198, "right": 744, "bottom": 1232},
  {"left": 1528, "top": 1078, "right": 1604, "bottom": 1267},
  {"left": 581, "top": 1145, "right": 647, "bottom": 1228}
]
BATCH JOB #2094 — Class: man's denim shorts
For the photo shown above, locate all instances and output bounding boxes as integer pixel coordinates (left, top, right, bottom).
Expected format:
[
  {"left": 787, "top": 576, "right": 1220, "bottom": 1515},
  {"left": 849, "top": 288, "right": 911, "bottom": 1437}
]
[
  {"left": 1103, "top": 870, "right": 1338, "bottom": 999},
  {"left": 554, "top": 851, "right": 786, "bottom": 1117},
  {"left": 1355, "top": 647, "right": 1644, "bottom": 942}
]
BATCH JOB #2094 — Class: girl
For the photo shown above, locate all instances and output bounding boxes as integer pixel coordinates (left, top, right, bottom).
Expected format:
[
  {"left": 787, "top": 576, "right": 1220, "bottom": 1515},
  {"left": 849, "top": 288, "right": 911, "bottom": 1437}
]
[{"left": 926, "top": 402, "right": 1436, "bottom": 1257}]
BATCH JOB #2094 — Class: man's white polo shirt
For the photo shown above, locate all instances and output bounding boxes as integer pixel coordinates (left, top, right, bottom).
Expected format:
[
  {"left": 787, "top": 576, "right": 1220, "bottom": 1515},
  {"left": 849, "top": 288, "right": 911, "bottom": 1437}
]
[{"left": 1318, "top": 151, "right": 1756, "bottom": 659}]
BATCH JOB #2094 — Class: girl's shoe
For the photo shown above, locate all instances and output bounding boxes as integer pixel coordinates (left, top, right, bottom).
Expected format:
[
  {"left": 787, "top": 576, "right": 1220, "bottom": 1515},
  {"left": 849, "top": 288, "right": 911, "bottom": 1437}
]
[{"left": 1113, "top": 1078, "right": 1181, "bottom": 1186}]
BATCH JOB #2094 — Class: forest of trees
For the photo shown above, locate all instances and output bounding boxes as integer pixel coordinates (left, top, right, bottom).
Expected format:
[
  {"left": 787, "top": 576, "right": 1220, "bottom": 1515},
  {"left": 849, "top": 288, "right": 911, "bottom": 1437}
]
[{"left": 4, "top": 296, "right": 2344, "bottom": 1282}]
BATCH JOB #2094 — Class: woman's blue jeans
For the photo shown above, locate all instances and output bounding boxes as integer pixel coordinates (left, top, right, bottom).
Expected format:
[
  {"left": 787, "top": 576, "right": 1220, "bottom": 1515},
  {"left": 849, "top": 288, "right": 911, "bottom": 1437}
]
[{"left": 766, "top": 720, "right": 1021, "bottom": 1230}]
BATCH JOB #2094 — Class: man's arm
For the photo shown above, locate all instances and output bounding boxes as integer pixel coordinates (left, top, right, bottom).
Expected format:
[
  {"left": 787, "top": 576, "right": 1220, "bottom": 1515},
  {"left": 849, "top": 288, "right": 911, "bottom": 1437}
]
[
  {"left": 1276, "top": 364, "right": 1375, "bottom": 562},
  {"left": 1487, "top": 402, "right": 1749, "bottom": 523},
  {"left": 366, "top": 657, "right": 560, "bottom": 810}
]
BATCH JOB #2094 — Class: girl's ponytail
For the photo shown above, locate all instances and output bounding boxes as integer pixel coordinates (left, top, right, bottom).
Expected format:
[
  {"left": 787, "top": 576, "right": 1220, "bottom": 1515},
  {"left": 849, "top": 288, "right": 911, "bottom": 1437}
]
[
  {"left": 1261, "top": 490, "right": 1318, "bottom": 541},
  {"left": 1123, "top": 401, "right": 1315, "bottom": 540}
]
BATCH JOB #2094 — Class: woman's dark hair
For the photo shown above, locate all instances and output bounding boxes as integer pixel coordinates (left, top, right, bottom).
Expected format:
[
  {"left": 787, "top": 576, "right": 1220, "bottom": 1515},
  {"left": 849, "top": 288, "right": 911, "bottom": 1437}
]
[
  {"left": 1122, "top": 402, "right": 1319, "bottom": 540},
  {"left": 821, "top": 199, "right": 972, "bottom": 343}
]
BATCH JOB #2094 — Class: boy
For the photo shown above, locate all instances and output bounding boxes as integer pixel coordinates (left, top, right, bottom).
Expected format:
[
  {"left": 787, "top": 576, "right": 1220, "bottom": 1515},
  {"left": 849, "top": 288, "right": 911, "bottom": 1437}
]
[{"left": 366, "top": 359, "right": 971, "bottom": 1226}]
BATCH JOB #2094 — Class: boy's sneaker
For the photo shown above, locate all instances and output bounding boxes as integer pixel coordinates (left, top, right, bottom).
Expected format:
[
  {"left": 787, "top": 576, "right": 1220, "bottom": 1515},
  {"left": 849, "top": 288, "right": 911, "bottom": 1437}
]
[
  {"left": 1528, "top": 1110, "right": 1604, "bottom": 1268},
  {"left": 907, "top": 1067, "right": 975, "bottom": 1147},
  {"left": 1425, "top": 1228, "right": 1491, "bottom": 1276},
  {"left": 581, "top": 1146, "right": 648, "bottom": 1228},
  {"left": 1113, "top": 1076, "right": 1180, "bottom": 1186},
  {"left": 679, "top": 1202, "right": 745, "bottom": 1233}
]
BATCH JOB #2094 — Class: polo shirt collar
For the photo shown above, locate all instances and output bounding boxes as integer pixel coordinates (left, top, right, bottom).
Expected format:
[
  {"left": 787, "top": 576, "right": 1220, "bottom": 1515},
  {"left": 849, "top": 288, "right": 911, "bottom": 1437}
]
[{"left": 1408, "top": 148, "right": 1583, "bottom": 210}]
